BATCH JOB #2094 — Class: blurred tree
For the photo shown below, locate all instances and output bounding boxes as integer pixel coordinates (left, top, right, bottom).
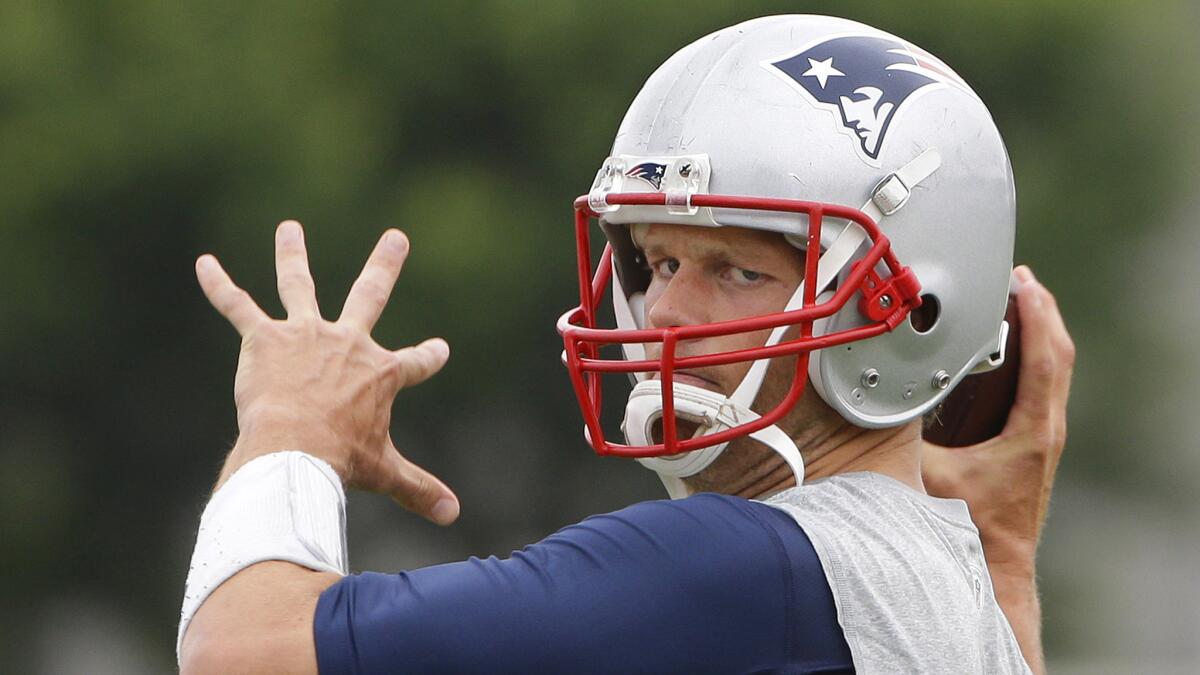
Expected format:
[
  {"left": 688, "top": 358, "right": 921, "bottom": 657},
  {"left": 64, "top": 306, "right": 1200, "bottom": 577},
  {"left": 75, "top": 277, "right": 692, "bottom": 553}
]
[{"left": 0, "top": 1, "right": 1195, "bottom": 671}]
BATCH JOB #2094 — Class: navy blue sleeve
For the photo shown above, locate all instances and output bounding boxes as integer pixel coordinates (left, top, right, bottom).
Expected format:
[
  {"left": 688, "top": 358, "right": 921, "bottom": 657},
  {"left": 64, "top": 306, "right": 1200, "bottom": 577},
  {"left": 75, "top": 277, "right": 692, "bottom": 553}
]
[{"left": 314, "top": 494, "right": 852, "bottom": 674}]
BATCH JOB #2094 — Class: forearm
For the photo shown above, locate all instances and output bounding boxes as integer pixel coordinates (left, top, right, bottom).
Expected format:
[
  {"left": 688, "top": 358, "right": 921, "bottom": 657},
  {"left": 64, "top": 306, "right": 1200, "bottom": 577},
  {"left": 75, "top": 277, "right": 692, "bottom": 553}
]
[
  {"left": 181, "top": 562, "right": 339, "bottom": 675},
  {"left": 987, "top": 558, "right": 1045, "bottom": 675},
  {"left": 181, "top": 451, "right": 349, "bottom": 673}
]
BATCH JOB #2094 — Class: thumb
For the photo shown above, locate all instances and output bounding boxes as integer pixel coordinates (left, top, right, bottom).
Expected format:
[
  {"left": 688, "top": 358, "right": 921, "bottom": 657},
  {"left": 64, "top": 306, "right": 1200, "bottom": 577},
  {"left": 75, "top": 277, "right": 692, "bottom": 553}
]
[
  {"left": 376, "top": 445, "right": 460, "bottom": 526},
  {"left": 391, "top": 338, "right": 451, "bottom": 391}
]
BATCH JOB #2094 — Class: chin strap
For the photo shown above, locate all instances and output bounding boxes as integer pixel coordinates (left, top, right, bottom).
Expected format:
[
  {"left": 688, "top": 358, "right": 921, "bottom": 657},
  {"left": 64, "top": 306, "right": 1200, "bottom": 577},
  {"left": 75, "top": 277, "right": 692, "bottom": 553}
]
[
  {"left": 626, "top": 380, "right": 805, "bottom": 498},
  {"left": 617, "top": 148, "right": 943, "bottom": 499}
]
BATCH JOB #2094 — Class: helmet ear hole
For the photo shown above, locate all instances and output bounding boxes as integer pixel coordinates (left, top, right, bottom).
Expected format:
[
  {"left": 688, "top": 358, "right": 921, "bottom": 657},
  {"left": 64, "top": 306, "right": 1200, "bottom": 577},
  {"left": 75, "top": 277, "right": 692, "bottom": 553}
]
[{"left": 909, "top": 294, "right": 940, "bottom": 334}]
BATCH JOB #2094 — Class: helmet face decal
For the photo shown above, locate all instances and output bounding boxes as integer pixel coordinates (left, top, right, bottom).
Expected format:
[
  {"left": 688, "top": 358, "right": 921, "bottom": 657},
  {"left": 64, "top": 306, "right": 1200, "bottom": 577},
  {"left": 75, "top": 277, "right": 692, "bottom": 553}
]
[
  {"left": 765, "top": 35, "right": 944, "bottom": 163},
  {"left": 625, "top": 162, "right": 668, "bottom": 190}
]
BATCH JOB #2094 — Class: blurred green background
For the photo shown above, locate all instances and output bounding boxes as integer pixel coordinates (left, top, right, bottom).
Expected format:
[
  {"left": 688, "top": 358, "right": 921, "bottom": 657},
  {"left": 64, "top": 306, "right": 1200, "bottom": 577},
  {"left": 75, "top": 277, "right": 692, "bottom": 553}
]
[{"left": 1, "top": 1, "right": 1197, "bottom": 672}]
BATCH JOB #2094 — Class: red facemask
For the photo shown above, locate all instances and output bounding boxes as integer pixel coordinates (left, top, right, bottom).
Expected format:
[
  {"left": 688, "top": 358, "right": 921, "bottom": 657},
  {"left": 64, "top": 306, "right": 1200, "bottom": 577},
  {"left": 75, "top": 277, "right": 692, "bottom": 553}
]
[{"left": 557, "top": 190, "right": 922, "bottom": 459}]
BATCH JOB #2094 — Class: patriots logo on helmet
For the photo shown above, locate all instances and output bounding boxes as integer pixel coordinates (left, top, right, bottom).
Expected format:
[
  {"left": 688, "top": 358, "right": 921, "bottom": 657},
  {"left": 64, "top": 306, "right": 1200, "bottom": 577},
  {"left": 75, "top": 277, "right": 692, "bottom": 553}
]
[
  {"left": 625, "top": 162, "right": 667, "bottom": 190},
  {"left": 767, "top": 35, "right": 957, "bottom": 162}
]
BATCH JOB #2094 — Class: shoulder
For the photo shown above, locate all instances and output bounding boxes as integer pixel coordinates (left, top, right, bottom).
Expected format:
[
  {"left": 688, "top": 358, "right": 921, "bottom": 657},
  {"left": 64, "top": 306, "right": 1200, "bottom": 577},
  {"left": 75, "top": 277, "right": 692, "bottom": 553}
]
[
  {"left": 549, "top": 492, "right": 815, "bottom": 568},
  {"left": 575, "top": 491, "right": 790, "bottom": 533},
  {"left": 764, "top": 472, "right": 977, "bottom": 541},
  {"left": 763, "top": 474, "right": 981, "bottom": 593},
  {"left": 533, "top": 493, "right": 830, "bottom": 611},
  {"left": 767, "top": 475, "right": 1004, "bottom": 672}
]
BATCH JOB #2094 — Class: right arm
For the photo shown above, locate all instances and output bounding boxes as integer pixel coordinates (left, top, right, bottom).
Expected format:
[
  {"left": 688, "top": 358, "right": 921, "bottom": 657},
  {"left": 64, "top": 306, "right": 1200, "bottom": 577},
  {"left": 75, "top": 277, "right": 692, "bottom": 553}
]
[
  {"left": 181, "top": 222, "right": 459, "bottom": 673},
  {"left": 313, "top": 495, "right": 851, "bottom": 675},
  {"left": 923, "top": 265, "right": 1075, "bottom": 675},
  {"left": 181, "top": 222, "right": 851, "bottom": 673}
]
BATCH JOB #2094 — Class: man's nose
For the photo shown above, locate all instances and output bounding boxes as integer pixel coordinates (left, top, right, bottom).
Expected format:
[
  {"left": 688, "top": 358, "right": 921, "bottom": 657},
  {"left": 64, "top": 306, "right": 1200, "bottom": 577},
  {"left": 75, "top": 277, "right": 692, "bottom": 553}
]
[{"left": 645, "top": 269, "right": 710, "bottom": 330}]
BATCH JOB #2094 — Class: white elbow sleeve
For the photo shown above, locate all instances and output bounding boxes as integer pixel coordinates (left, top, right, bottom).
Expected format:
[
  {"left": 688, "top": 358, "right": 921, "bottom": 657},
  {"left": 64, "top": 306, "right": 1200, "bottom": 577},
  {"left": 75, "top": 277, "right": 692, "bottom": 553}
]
[{"left": 177, "top": 451, "right": 348, "bottom": 662}]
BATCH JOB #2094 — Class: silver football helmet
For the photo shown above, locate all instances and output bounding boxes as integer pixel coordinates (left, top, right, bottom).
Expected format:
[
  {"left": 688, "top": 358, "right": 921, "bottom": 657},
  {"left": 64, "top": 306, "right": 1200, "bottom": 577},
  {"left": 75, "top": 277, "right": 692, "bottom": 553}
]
[{"left": 558, "top": 15, "right": 1014, "bottom": 497}]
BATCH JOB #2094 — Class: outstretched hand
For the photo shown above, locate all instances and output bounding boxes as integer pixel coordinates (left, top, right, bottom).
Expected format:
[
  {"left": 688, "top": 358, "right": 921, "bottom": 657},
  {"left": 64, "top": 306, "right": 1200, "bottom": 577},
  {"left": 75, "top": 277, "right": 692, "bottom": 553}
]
[
  {"left": 195, "top": 220, "right": 460, "bottom": 525},
  {"left": 922, "top": 265, "right": 1074, "bottom": 573}
]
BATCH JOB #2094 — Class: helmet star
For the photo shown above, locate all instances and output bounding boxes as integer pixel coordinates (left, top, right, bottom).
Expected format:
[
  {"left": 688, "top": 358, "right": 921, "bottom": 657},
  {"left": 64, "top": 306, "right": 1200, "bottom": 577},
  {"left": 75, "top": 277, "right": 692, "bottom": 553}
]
[{"left": 801, "top": 57, "right": 844, "bottom": 89}]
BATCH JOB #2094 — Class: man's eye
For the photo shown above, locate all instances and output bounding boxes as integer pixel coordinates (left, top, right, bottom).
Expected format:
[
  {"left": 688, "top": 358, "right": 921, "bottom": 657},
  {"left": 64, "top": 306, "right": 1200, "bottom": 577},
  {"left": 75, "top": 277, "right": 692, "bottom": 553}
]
[
  {"left": 652, "top": 259, "right": 680, "bottom": 276},
  {"left": 727, "top": 267, "right": 765, "bottom": 285}
]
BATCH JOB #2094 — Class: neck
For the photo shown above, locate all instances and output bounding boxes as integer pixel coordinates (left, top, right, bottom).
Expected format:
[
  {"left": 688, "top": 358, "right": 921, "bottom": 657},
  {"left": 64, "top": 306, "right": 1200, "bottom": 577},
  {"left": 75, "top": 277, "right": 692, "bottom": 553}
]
[
  {"left": 800, "top": 420, "right": 925, "bottom": 491},
  {"left": 686, "top": 419, "right": 926, "bottom": 499}
]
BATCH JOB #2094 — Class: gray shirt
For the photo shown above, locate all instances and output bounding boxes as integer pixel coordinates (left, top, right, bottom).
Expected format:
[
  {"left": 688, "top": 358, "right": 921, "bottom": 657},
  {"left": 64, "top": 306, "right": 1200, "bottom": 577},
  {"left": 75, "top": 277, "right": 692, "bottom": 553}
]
[{"left": 761, "top": 472, "right": 1031, "bottom": 674}]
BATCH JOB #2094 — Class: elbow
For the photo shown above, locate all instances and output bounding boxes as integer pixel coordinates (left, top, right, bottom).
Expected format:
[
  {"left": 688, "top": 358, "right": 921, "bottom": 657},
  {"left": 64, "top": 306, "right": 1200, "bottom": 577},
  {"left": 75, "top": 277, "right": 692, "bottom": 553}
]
[
  {"left": 178, "top": 631, "right": 231, "bottom": 675},
  {"left": 181, "top": 636, "right": 303, "bottom": 675},
  {"left": 179, "top": 611, "right": 321, "bottom": 675},
  {"left": 179, "top": 627, "right": 259, "bottom": 675},
  {"left": 178, "top": 563, "right": 333, "bottom": 674}
]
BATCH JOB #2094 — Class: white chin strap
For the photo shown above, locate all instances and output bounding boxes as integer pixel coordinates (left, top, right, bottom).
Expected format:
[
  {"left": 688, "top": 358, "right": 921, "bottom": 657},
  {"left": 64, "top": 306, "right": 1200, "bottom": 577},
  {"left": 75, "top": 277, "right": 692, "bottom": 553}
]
[{"left": 625, "top": 381, "right": 804, "bottom": 499}]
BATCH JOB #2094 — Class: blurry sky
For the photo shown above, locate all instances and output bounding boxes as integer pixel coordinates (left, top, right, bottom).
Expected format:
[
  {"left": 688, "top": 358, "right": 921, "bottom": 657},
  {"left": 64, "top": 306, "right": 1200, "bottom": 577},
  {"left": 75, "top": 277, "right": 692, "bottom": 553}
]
[{"left": 1, "top": 1, "right": 1197, "bottom": 672}]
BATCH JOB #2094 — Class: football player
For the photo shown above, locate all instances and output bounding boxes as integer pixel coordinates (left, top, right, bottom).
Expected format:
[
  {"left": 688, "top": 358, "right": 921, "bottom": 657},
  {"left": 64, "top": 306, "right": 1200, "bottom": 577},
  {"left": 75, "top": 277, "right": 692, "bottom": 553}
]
[{"left": 179, "top": 15, "right": 1071, "bottom": 674}]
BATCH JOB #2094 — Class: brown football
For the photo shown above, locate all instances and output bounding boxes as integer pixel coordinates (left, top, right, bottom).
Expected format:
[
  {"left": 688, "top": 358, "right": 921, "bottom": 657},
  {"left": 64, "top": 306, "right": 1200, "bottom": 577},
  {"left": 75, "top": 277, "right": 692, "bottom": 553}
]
[{"left": 923, "top": 296, "right": 1021, "bottom": 447}]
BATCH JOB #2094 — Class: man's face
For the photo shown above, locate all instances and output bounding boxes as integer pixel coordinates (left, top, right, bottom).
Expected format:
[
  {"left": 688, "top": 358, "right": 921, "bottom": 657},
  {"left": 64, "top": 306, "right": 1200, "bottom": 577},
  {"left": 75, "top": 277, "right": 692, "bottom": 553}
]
[
  {"left": 637, "top": 222, "right": 840, "bottom": 489},
  {"left": 639, "top": 222, "right": 804, "bottom": 399}
]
